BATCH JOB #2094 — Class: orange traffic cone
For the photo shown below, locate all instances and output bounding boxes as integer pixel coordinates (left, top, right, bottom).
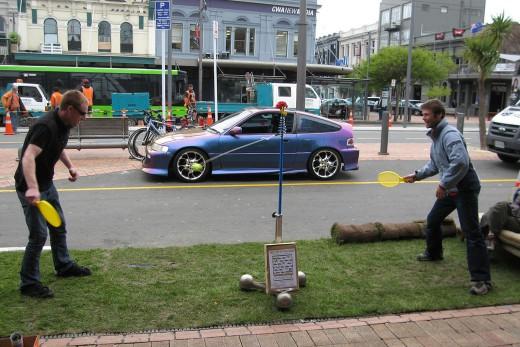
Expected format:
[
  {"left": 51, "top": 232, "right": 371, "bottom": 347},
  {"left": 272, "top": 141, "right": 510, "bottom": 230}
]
[
  {"left": 347, "top": 111, "right": 354, "bottom": 126},
  {"left": 388, "top": 115, "right": 393, "bottom": 128},
  {"left": 206, "top": 106, "right": 213, "bottom": 126},
  {"left": 4, "top": 112, "right": 15, "bottom": 135}
]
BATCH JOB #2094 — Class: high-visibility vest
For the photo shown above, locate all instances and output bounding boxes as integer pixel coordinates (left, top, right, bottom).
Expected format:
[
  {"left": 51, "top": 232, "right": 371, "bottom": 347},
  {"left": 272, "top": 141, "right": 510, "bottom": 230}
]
[
  {"left": 82, "top": 86, "right": 94, "bottom": 106},
  {"left": 50, "top": 91, "right": 63, "bottom": 108}
]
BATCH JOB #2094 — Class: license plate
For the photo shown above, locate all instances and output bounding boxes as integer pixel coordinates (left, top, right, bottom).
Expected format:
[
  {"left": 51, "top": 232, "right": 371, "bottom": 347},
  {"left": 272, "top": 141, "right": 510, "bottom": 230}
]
[{"left": 495, "top": 141, "right": 505, "bottom": 149}]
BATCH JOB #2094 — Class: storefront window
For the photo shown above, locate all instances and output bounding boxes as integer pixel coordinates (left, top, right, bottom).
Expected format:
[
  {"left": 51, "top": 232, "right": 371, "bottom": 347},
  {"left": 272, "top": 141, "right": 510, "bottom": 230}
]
[{"left": 172, "top": 23, "right": 182, "bottom": 50}]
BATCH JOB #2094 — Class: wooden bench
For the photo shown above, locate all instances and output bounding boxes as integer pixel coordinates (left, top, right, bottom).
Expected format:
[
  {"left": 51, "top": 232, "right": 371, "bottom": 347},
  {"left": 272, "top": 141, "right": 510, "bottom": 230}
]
[{"left": 27, "top": 117, "right": 129, "bottom": 150}]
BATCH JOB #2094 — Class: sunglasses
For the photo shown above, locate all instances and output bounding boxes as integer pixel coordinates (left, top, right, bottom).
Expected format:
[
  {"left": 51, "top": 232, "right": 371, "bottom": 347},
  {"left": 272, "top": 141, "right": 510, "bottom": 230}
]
[{"left": 72, "top": 106, "right": 87, "bottom": 116}]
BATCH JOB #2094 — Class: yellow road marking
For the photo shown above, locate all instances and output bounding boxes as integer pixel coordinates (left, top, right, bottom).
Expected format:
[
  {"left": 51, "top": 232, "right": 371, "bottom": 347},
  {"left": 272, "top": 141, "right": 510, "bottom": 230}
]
[{"left": 0, "top": 179, "right": 515, "bottom": 193}]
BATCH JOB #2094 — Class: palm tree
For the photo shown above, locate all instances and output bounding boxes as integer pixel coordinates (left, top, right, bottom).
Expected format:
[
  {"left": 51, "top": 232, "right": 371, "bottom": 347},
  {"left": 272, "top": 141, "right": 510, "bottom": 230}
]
[{"left": 464, "top": 13, "right": 512, "bottom": 149}]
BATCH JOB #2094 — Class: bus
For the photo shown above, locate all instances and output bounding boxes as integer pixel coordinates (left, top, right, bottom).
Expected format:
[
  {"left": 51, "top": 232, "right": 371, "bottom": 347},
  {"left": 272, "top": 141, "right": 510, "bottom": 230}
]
[{"left": 0, "top": 65, "right": 187, "bottom": 119}]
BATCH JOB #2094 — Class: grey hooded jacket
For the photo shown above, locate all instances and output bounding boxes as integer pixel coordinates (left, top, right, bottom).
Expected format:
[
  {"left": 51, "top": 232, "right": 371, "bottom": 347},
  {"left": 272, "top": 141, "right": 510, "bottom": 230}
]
[{"left": 415, "top": 118, "right": 480, "bottom": 193}]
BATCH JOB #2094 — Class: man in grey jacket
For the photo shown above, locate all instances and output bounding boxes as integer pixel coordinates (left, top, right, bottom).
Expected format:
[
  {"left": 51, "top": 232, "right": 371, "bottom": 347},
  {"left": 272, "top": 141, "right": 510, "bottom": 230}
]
[{"left": 403, "top": 99, "right": 491, "bottom": 295}]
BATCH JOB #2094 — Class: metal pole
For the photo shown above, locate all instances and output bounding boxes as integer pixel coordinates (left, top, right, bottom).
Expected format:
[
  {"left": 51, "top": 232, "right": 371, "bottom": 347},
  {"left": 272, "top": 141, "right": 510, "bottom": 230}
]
[
  {"left": 296, "top": 0, "right": 307, "bottom": 111},
  {"left": 379, "top": 86, "right": 392, "bottom": 155},
  {"left": 167, "top": 25, "right": 173, "bottom": 121},
  {"left": 198, "top": 0, "right": 204, "bottom": 100},
  {"left": 274, "top": 114, "right": 286, "bottom": 243},
  {"left": 161, "top": 30, "right": 166, "bottom": 121},
  {"left": 364, "top": 31, "right": 371, "bottom": 120},
  {"left": 213, "top": 21, "right": 218, "bottom": 121},
  {"left": 403, "top": 0, "right": 415, "bottom": 128}
]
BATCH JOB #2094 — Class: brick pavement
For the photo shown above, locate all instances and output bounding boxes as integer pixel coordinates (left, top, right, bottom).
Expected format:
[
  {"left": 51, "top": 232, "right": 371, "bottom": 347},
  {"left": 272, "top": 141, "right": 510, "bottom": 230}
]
[{"left": 39, "top": 304, "right": 520, "bottom": 347}]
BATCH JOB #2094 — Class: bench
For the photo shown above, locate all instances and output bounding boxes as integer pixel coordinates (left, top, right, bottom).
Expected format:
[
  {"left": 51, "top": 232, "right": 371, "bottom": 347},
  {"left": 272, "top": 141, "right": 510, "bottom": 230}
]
[{"left": 27, "top": 117, "right": 129, "bottom": 150}]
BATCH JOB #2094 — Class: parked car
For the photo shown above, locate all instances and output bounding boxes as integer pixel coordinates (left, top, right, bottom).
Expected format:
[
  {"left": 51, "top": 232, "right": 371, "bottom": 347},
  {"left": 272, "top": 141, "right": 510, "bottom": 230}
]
[
  {"left": 486, "top": 99, "right": 520, "bottom": 163},
  {"left": 367, "top": 97, "right": 381, "bottom": 111},
  {"left": 143, "top": 108, "right": 360, "bottom": 182},
  {"left": 320, "top": 98, "right": 348, "bottom": 118}
]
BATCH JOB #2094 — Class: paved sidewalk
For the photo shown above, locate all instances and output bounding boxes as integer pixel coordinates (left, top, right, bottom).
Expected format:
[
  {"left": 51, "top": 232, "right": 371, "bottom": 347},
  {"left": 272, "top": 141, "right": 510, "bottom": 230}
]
[{"left": 40, "top": 304, "right": 520, "bottom": 347}]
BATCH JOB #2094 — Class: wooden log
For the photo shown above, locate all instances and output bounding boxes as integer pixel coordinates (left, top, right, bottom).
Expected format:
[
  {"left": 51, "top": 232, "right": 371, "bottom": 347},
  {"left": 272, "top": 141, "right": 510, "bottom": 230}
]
[
  {"left": 331, "top": 219, "right": 458, "bottom": 244},
  {"left": 498, "top": 230, "right": 520, "bottom": 250},
  {"left": 501, "top": 244, "right": 520, "bottom": 258}
]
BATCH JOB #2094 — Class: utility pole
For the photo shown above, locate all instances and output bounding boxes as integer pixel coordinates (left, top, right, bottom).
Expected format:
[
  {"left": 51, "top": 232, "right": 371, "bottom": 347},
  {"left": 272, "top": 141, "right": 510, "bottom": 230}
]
[
  {"left": 364, "top": 31, "right": 371, "bottom": 120},
  {"left": 167, "top": 24, "right": 173, "bottom": 120},
  {"left": 198, "top": 0, "right": 205, "bottom": 100},
  {"left": 296, "top": 0, "right": 307, "bottom": 111},
  {"left": 403, "top": 0, "right": 415, "bottom": 128}
]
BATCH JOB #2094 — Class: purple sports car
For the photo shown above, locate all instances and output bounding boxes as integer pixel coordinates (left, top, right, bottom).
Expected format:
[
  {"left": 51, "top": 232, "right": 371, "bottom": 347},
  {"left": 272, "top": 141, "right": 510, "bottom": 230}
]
[{"left": 142, "top": 108, "right": 359, "bottom": 182}]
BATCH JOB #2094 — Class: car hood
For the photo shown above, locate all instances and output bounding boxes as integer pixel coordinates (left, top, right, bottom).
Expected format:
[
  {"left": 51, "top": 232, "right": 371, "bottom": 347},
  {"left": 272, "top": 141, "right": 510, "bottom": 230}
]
[
  {"left": 155, "top": 130, "right": 214, "bottom": 144},
  {"left": 491, "top": 106, "right": 520, "bottom": 126}
]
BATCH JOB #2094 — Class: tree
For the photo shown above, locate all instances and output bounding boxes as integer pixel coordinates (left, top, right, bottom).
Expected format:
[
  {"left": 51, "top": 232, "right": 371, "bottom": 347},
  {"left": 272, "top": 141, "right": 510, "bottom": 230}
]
[
  {"left": 353, "top": 46, "right": 455, "bottom": 118},
  {"left": 464, "top": 13, "right": 512, "bottom": 149},
  {"left": 426, "top": 86, "right": 451, "bottom": 100}
]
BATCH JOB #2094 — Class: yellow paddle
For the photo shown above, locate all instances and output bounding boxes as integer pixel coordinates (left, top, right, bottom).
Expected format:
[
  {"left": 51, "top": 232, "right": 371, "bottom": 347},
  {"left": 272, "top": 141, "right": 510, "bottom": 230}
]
[
  {"left": 377, "top": 171, "right": 405, "bottom": 188},
  {"left": 36, "top": 200, "right": 62, "bottom": 227}
]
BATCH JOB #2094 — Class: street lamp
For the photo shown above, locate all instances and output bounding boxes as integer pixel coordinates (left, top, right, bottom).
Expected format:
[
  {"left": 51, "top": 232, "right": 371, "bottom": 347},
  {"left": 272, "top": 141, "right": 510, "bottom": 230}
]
[{"left": 403, "top": 0, "right": 415, "bottom": 128}]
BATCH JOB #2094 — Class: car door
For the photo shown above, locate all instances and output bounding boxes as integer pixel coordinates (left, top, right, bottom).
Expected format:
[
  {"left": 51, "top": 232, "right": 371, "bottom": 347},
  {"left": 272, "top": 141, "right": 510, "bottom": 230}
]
[{"left": 218, "top": 111, "right": 297, "bottom": 172}]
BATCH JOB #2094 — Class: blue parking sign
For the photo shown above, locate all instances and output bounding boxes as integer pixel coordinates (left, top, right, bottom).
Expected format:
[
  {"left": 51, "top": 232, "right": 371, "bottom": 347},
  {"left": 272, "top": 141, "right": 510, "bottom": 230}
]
[{"left": 155, "top": 0, "right": 171, "bottom": 30}]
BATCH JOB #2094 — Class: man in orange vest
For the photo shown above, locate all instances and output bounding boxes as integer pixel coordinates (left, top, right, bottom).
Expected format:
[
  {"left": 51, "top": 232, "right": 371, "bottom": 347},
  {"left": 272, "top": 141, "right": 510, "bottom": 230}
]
[
  {"left": 2, "top": 86, "right": 24, "bottom": 133},
  {"left": 50, "top": 87, "right": 63, "bottom": 110},
  {"left": 79, "top": 79, "right": 94, "bottom": 116}
]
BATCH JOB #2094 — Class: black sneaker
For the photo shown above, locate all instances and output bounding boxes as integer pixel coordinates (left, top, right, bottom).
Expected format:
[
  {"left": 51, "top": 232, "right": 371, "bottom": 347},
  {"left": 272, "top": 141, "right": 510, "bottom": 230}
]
[
  {"left": 469, "top": 281, "right": 492, "bottom": 295},
  {"left": 57, "top": 263, "right": 92, "bottom": 277},
  {"left": 20, "top": 283, "right": 54, "bottom": 298},
  {"left": 416, "top": 252, "right": 443, "bottom": 261}
]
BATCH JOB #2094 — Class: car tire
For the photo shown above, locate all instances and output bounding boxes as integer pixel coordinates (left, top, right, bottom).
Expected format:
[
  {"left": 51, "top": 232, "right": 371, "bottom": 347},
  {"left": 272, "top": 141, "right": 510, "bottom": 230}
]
[
  {"left": 172, "top": 148, "right": 211, "bottom": 183},
  {"left": 307, "top": 148, "right": 341, "bottom": 180},
  {"left": 497, "top": 154, "right": 519, "bottom": 163}
]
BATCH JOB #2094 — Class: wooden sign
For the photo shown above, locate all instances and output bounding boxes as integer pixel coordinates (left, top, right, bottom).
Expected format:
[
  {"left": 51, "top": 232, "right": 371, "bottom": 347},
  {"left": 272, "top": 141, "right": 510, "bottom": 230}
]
[{"left": 264, "top": 242, "right": 298, "bottom": 294}]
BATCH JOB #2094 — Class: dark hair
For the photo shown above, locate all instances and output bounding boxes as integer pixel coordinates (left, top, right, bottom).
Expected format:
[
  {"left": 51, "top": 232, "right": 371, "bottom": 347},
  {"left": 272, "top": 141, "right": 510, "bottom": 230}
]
[
  {"left": 60, "top": 90, "right": 88, "bottom": 110},
  {"left": 420, "top": 99, "right": 445, "bottom": 117},
  {"left": 53, "top": 86, "right": 60, "bottom": 92}
]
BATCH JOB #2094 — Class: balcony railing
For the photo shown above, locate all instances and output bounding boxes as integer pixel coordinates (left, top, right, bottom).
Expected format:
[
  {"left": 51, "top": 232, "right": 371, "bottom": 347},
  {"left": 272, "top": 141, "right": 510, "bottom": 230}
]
[{"left": 40, "top": 43, "right": 63, "bottom": 54}]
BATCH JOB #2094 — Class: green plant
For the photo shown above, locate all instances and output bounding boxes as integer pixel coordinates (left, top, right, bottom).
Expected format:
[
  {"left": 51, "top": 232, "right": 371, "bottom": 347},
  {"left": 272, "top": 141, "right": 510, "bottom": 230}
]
[
  {"left": 426, "top": 86, "right": 452, "bottom": 99},
  {"left": 8, "top": 32, "right": 21, "bottom": 45}
]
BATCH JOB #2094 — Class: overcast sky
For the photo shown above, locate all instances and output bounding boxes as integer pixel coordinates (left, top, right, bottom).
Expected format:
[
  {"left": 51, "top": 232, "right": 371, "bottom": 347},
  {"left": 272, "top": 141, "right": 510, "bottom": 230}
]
[{"left": 315, "top": 0, "right": 520, "bottom": 37}]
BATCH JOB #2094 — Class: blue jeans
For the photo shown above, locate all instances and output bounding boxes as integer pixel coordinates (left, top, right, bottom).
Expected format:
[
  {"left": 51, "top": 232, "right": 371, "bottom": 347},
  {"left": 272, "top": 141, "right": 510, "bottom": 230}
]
[
  {"left": 17, "top": 184, "right": 74, "bottom": 288},
  {"left": 425, "top": 189, "right": 491, "bottom": 282}
]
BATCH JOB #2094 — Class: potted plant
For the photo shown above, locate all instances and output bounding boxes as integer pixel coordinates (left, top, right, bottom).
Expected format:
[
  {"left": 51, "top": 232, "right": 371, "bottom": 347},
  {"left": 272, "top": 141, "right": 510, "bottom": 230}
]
[{"left": 8, "top": 32, "right": 21, "bottom": 53}]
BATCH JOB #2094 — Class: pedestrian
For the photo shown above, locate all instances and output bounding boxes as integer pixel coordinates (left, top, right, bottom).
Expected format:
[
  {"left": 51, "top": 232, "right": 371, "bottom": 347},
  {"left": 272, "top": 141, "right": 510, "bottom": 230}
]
[
  {"left": 79, "top": 79, "right": 94, "bottom": 116},
  {"left": 480, "top": 185, "right": 520, "bottom": 252},
  {"left": 2, "top": 86, "right": 25, "bottom": 133},
  {"left": 15, "top": 90, "right": 91, "bottom": 299},
  {"left": 50, "top": 86, "right": 63, "bottom": 110},
  {"left": 183, "top": 84, "right": 196, "bottom": 124},
  {"left": 403, "top": 99, "right": 491, "bottom": 295}
]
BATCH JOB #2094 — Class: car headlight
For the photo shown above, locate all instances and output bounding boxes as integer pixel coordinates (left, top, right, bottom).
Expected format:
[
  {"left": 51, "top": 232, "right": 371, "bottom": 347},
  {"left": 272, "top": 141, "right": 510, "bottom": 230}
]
[{"left": 150, "top": 143, "right": 169, "bottom": 153}]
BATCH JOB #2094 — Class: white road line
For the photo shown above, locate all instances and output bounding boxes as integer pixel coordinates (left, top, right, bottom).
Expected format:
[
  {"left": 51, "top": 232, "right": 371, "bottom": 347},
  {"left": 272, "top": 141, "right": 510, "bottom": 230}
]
[{"left": 0, "top": 246, "right": 51, "bottom": 253}]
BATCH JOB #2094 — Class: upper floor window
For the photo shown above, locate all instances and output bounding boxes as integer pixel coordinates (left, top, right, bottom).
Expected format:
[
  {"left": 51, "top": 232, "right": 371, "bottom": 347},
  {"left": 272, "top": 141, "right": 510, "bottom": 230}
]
[
  {"left": 403, "top": 3, "right": 412, "bottom": 19},
  {"left": 391, "top": 6, "right": 401, "bottom": 24},
  {"left": 440, "top": 6, "right": 448, "bottom": 14},
  {"left": 44, "top": 18, "right": 58, "bottom": 44},
  {"left": 120, "top": 22, "right": 133, "bottom": 53},
  {"left": 190, "top": 24, "right": 199, "bottom": 52},
  {"left": 381, "top": 10, "right": 390, "bottom": 25},
  {"left": 67, "top": 19, "right": 81, "bottom": 51},
  {"left": 225, "top": 26, "right": 256, "bottom": 56},
  {"left": 172, "top": 23, "right": 182, "bottom": 50},
  {"left": 402, "top": 29, "right": 410, "bottom": 44},
  {"left": 276, "top": 30, "right": 288, "bottom": 57},
  {"left": 0, "top": 16, "right": 5, "bottom": 32},
  {"left": 98, "top": 21, "right": 111, "bottom": 52}
]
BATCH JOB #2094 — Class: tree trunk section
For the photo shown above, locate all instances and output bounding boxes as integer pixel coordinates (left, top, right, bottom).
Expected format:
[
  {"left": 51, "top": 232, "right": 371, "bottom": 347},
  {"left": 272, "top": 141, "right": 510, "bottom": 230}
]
[
  {"left": 478, "top": 75, "right": 487, "bottom": 150},
  {"left": 331, "top": 219, "right": 458, "bottom": 244}
]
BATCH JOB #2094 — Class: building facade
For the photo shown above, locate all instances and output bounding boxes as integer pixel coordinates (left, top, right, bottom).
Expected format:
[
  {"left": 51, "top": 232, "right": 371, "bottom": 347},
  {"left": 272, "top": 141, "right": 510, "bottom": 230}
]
[
  {"left": 338, "top": 23, "right": 378, "bottom": 68},
  {"left": 315, "top": 32, "right": 339, "bottom": 65}
]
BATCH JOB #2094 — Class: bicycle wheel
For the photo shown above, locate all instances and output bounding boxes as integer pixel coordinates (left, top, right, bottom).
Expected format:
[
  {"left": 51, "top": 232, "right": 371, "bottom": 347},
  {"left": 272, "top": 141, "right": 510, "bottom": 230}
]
[
  {"left": 131, "top": 128, "right": 157, "bottom": 160},
  {"left": 127, "top": 129, "right": 142, "bottom": 160}
]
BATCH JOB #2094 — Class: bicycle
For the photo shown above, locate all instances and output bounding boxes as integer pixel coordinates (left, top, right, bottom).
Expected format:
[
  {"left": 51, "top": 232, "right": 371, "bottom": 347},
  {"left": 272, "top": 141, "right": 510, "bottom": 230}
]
[{"left": 128, "top": 110, "right": 173, "bottom": 160}]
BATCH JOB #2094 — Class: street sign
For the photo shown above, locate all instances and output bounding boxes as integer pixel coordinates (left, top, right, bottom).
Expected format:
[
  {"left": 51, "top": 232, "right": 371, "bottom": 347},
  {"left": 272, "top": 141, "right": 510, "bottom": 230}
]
[
  {"left": 391, "top": 79, "right": 396, "bottom": 87},
  {"left": 155, "top": 0, "right": 171, "bottom": 30}
]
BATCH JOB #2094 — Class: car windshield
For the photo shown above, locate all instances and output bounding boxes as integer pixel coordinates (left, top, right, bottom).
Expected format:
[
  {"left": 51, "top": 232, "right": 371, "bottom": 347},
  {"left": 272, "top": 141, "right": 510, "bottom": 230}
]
[{"left": 208, "top": 109, "right": 254, "bottom": 134}]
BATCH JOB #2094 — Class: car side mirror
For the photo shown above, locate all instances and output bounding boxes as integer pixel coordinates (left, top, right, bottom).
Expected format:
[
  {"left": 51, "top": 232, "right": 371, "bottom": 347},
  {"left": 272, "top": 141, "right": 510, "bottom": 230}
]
[{"left": 228, "top": 126, "right": 242, "bottom": 136}]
